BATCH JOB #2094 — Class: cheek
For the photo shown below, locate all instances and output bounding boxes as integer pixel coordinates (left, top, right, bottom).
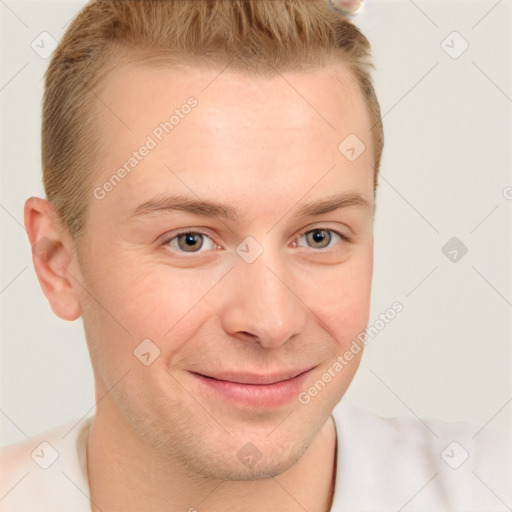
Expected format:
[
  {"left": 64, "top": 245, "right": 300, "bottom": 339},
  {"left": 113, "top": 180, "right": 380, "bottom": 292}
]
[
  {"left": 82, "top": 249, "right": 229, "bottom": 353},
  {"left": 311, "top": 246, "right": 373, "bottom": 347}
]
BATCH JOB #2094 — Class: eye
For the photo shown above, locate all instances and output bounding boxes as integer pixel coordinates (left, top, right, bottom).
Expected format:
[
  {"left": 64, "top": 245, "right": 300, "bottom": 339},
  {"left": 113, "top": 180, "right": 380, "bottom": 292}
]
[
  {"left": 293, "top": 229, "right": 347, "bottom": 250},
  {"left": 164, "top": 231, "right": 217, "bottom": 253}
]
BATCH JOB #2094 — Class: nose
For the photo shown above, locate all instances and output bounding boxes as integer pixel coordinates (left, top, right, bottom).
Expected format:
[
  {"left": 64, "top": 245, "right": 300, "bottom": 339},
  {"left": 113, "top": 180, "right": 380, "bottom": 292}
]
[{"left": 218, "top": 248, "right": 307, "bottom": 349}]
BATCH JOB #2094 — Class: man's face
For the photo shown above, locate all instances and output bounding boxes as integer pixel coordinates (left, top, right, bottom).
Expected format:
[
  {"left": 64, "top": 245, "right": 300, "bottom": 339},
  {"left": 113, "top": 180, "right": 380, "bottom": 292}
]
[{"left": 74, "top": 60, "right": 374, "bottom": 479}]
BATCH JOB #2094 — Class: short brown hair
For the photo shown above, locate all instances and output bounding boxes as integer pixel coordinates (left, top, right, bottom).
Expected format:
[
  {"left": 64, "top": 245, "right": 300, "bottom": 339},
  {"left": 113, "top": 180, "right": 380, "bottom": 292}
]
[{"left": 42, "top": 0, "right": 383, "bottom": 240}]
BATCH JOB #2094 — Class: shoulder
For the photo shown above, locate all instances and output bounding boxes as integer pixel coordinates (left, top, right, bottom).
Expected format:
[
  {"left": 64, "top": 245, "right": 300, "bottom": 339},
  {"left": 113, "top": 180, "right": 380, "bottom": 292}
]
[
  {"left": 331, "top": 403, "right": 512, "bottom": 511},
  {"left": 0, "top": 416, "right": 93, "bottom": 512}
]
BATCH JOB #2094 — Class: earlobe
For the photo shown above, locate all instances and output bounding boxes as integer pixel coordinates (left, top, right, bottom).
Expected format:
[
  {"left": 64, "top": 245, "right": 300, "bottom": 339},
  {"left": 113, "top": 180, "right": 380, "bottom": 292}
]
[{"left": 24, "top": 197, "right": 82, "bottom": 321}]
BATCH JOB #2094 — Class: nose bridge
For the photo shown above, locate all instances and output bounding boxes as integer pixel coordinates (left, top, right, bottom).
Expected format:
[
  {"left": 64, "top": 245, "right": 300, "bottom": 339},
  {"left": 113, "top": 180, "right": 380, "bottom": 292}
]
[{"left": 220, "top": 246, "right": 307, "bottom": 347}]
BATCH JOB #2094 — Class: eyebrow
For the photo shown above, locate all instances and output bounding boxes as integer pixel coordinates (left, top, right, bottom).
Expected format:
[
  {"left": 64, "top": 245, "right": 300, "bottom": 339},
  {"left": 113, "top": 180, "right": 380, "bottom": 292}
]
[{"left": 129, "top": 192, "right": 370, "bottom": 221}]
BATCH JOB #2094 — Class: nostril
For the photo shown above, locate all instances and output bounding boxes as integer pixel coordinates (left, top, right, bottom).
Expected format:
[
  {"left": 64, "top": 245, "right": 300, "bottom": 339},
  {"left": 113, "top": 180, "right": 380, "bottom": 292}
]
[{"left": 240, "top": 331, "right": 258, "bottom": 339}]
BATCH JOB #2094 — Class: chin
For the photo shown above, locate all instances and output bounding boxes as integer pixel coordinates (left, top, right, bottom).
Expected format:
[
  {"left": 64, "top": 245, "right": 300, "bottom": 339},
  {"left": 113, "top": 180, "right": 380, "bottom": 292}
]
[{"left": 188, "top": 440, "right": 309, "bottom": 482}]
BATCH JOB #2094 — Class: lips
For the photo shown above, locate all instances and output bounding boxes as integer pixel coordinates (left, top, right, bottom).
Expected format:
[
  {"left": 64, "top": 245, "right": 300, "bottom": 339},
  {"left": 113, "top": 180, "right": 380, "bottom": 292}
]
[
  {"left": 192, "top": 368, "right": 313, "bottom": 385},
  {"left": 189, "top": 367, "right": 315, "bottom": 408}
]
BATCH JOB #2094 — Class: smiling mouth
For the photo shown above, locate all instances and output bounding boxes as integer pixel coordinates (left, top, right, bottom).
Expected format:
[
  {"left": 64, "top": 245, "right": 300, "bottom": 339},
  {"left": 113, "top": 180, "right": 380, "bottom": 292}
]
[
  {"left": 189, "top": 368, "right": 314, "bottom": 408},
  {"left": 191, "top": 368, "right": 314, "bottom": 386}
]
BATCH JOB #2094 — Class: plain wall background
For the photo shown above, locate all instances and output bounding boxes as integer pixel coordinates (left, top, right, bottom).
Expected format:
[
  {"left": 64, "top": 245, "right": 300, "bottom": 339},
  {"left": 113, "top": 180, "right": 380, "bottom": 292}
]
[{"left": 1, "top": 0, "right": 511, "bottom": 447}]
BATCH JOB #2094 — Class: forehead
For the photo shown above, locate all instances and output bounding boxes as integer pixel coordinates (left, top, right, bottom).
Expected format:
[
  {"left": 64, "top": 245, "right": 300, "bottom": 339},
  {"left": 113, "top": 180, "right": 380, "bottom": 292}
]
[
  {"left": 89, "top": 60, "right": 374, "bottom": 216},
  {"left": 97, "top": 59, "right": 368, "bottom": 134}
]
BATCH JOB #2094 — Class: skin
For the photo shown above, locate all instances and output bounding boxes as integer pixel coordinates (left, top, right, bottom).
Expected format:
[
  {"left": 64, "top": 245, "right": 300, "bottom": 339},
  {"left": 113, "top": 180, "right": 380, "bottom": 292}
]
[{"left": 25, "top": 60, "right": 375, "bottom": 511}]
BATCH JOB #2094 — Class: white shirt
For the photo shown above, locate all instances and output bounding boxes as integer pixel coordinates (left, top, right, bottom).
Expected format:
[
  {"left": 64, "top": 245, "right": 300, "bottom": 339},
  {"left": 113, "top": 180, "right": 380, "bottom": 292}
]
[{"left": 1, "top": 403, "right": 510, "bottom": 511}]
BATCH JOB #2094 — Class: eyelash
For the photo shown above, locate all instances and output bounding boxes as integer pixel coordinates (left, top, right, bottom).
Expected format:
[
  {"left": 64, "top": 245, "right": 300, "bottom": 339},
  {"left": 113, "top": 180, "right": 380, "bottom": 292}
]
[{"left": 160, "top": 227, "right": 350, "bottom": 254}]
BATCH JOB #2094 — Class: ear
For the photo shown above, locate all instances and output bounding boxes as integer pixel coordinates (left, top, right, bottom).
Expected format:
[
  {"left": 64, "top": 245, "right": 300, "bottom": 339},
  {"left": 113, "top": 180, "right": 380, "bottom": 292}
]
[{"left": 24, "top": 197, "right": 82, "bottom": 321}]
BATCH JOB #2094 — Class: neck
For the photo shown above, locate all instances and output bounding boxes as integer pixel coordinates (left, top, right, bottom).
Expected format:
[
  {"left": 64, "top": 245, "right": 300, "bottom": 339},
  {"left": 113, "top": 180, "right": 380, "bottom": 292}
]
[{"left": 86, "top": 405, "right": 338, "bottom": 512}]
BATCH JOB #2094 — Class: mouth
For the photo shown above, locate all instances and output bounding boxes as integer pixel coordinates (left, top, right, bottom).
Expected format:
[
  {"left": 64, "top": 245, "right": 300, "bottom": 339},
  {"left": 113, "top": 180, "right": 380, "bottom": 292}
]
[
  {"left": 188, "top": 367, "right": 315, "bottom": 408},
  {"left": 191, "top": 368, "right": 313, "bottom": 385}
]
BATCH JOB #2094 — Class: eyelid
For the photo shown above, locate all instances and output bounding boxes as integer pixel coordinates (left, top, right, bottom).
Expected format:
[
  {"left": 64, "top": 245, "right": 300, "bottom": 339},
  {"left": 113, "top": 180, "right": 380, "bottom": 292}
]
[{"left": 161, "top": 227, "right": 214, "bottom": 241}]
